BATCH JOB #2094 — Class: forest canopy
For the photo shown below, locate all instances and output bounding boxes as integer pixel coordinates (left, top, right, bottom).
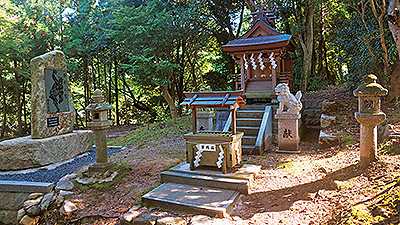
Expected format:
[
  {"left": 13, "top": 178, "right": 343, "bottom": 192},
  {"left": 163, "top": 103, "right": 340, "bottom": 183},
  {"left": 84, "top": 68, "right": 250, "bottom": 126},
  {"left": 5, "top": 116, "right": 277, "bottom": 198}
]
[{"left": 0, "top": 0, "right": 398, "bottom": 137}]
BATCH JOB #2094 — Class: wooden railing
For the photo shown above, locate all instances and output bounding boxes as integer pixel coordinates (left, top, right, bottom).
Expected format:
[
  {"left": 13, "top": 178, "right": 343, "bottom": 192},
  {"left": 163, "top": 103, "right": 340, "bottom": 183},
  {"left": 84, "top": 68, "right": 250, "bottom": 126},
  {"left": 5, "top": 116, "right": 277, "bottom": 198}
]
[
  {"left": 223, "top": 112, "right": 232, "bottom": 132},
  {"left": 254, "top": 106, "right": 273, "bottom": 155}
]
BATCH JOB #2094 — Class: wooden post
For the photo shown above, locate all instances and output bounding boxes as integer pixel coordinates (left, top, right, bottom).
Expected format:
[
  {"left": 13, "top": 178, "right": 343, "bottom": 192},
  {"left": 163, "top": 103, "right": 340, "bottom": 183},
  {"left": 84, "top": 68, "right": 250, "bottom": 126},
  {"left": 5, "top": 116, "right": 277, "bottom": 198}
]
[
  {"left": 188, "top": 143, "right": 194, "bottom": 170},
  {"left": 192, "top": 108, "right": 197, "bottom": 134},
  {"left": 240, "top": 57, "right": 245, "bottom": 91},
  {"left": 222, "top": 145, "right": 227, "bottom": 174},
  {"left": 231, "top": 108, "right": 236, "bottom": 135}
]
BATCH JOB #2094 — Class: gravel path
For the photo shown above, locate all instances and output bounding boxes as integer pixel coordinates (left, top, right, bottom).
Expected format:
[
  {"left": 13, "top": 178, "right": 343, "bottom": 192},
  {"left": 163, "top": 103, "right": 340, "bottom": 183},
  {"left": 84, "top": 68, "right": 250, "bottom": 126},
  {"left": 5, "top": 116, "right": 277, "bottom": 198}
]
[{"left": 0, "top": 147, "right": 122, "bottom": 183}]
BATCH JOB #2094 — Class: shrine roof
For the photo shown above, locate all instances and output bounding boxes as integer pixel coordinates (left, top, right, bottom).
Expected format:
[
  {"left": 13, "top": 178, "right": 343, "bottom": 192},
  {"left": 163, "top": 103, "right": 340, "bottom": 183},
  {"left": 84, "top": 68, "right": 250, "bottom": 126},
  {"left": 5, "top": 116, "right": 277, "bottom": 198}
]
[
  {"left": 180, "top": 90, "right": 247, "bottom": 109},
  {"left": 222, "top": 19, "right": 296, "bottom": 53}
]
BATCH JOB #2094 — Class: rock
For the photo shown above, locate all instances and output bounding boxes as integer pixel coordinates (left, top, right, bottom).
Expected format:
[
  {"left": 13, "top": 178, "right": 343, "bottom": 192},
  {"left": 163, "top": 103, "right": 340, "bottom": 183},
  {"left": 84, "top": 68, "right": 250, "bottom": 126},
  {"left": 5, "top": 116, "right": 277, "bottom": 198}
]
[
  {"left": 27, "top": 193, "right": 44, "bottom": 200},
  {"left": 59, "top": 190, "right": 73, "bottom": 199},
  {"left": 19, "top": 215, "right": 38, "bottom": 225},
  {"left": 17, "top": 208, "right": 26, "bottom": 222},
  {"left": 26, "top": 204, "right": 41, "bottom": 217},
  {"left": 0, "top": 130, "right": 93, "bottom": 170},
  {"left": 120, "top": 206, "right": 142, "bottom": 225},
  {"left": 56, "top": 179, "right": 74, "bottom": 191},
  {"left": 59, "top": 173, "right": 78, "bottom": 182},
  {"left": 157, "top": 216, "right": 187, "bottom": 225},
  {"left": 23, "top": 198, "right": 42, "bottom": 209},
  {"left": 132, "top": 212, "right": 157, "bottom": 225},
  {"left": 319, "top": 131, "right": 339, "bottom": 149},
  {"left": 60, "top": 200, "right": 78, "bottom": 216},
  {"left": 320, "top": 114, "right": 336, "bottom": 128},
  {"left": 55, "top": 195, "right": 64, "bottom": 208},
  {"left": 190, "top": 215, "right": 213, "bottom": 225},
  {"left": 322, "top": 101, "right": 340, "bottom": 115},
  {"left": 39, "top": 191, "right": 54, "bottom": 211}
]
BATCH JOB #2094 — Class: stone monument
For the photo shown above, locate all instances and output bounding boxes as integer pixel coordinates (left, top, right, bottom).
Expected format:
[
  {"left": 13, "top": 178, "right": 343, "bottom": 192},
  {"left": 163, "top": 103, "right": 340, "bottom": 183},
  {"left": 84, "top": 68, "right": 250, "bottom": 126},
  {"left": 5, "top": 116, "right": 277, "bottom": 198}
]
[
  {"left": 30, "top": 50, "right": 75, "bottom": 138},
  {"left": 274, "top": 83, "right": 302, "bottom": 153},
  {"left": 354, "top": 74, "right": 388, "bottom": 168},
  {"left": 85, "top": 89, "right": 113, "bottom": 172},
  {"left": 0, "top": 50, "right": 93, "bottom": 170}
]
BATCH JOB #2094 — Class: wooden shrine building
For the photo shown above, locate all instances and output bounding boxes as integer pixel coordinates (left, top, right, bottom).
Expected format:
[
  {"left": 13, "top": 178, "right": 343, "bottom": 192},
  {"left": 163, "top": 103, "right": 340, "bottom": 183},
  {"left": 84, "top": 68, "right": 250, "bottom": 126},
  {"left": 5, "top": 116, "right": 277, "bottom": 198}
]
[{"left": 222, "top": 2, "right": 296, "bottom": 100}]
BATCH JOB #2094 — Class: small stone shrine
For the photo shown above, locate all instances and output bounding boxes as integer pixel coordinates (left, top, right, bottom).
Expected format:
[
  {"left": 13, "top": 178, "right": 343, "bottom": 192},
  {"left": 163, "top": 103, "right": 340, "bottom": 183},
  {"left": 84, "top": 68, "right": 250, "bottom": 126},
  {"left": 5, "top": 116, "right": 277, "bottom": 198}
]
[
  {"left": 85, "top": 89, "right": 114, "bottom": 172},
  {"left": 180, "top": 90, "right": 247, "bottom": 174},
  {"left": 354, "top": 74, "right": 388, "bottom": 168},
  {"left": 0, "top": 50, "right": 93, "bottom": 170},
  {"left": 274, "top": 83, "right": 302, "bottom": 153}
]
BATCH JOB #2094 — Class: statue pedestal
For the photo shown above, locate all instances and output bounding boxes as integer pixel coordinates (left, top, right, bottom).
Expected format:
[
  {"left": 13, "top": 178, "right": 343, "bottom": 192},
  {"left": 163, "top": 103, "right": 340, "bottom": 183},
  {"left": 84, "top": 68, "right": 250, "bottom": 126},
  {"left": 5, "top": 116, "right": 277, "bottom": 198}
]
[{"left": 275, "top": 113, "right": 301, "bottom": 153}]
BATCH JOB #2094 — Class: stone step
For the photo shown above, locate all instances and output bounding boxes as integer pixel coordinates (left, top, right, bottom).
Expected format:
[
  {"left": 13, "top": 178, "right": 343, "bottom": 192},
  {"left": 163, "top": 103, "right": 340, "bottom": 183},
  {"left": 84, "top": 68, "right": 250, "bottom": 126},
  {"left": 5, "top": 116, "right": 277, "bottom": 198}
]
[
  {"left": 237, "top": 126, "right": 259, "bottom": 136},
  {"left": 237, "top": 110, "right": 264, "bottom": 118},
  {"left": 242, "top": 145, "right": 258, "bottom": 155},
  {"left": 242, "top": 135, "right": 257, "bottom": 145},
  {"left": 161, "top": 171, "right": 249, "bottom": 194},
  {"left": 237, "top": 118, "right": 262, "bottom": 127},
  {"left": 142, "top": 183, "right": 240, "bottom": 218},
  {"left": 161, "top": 163, "right": 261, "bottom": 194}
]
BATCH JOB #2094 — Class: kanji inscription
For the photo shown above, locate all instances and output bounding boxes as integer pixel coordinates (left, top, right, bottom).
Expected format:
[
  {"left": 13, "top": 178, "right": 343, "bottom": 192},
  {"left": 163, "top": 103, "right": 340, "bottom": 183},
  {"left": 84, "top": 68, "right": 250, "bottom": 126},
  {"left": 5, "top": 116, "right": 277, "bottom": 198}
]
[{"left": 45, "top": 69, "right": 70, "bottom": 114}]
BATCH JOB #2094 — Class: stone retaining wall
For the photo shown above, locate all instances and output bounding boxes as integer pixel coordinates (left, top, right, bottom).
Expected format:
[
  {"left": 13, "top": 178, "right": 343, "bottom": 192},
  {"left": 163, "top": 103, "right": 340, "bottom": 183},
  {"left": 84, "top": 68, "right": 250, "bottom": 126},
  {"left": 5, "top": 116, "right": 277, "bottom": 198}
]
[{"left": 0, "top": 181, "right": 54, "bottom": 225}]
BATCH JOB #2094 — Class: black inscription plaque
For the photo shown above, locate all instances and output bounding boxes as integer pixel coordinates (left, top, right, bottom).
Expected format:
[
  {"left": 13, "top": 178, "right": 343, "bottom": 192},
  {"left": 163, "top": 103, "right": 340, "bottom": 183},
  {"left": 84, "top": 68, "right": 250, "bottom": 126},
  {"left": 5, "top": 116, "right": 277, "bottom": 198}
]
[
  {"left": 45, "top": 69, "right": 70, "bottom": 114},
  {"left": 47, "top": 117, "right": 59, "bottom": 127}
]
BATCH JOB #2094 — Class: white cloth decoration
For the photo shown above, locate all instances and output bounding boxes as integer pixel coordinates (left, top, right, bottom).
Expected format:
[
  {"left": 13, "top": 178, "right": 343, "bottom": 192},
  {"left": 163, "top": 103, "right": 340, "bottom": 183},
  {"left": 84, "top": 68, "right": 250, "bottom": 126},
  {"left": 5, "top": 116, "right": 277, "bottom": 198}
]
[
  {"left": 250, "top": 53, "right": 257, "bottom": 70},
  {"left": 269, "top": 52, "right": 277, "bottom": 69},
  {"left": 243, "top": 54, "right": 248, "bottom": 70},
  {"left": 216, "top": 145, "right": 224, "bottom": 168},
  {"left": 258, "top": 53, "right": 265, "bottom": 70},
  {"left": 194, "top": 144, "right": 205, "bottom": 167}
]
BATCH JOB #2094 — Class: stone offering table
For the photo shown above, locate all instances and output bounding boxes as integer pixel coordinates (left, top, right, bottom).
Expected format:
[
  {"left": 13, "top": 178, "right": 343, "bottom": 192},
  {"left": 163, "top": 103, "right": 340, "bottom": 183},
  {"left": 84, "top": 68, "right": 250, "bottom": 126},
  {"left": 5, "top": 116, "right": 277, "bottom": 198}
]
[{"left": 180, "top": 90, "right": 247, "bottom": 174}]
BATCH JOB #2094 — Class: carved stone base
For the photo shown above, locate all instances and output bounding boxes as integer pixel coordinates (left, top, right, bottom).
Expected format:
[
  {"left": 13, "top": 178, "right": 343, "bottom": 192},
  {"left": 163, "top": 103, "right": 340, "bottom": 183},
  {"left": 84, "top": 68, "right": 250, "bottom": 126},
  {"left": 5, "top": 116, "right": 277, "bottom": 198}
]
[
  {"left": 275, "top": 113, "right": 301, "bottom": 153},
  {"left": 88, "top": 162, "right": 114, "bottom": 173}
]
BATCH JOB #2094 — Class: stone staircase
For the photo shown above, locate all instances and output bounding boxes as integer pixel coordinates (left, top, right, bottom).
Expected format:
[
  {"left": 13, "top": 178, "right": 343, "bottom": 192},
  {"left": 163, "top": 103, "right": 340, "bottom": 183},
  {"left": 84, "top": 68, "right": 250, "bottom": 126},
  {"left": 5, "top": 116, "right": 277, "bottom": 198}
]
[{"left": 236, "top": 105, "right": 269, "bottom": 155}]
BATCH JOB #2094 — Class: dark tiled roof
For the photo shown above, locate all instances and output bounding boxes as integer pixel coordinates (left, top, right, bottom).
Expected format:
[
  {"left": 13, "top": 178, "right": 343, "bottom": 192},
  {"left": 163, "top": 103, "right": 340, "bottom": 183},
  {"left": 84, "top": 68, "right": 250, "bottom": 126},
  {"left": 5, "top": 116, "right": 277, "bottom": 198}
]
[{"left": 223, "top": 34, "right": 292, "bottom": 48}]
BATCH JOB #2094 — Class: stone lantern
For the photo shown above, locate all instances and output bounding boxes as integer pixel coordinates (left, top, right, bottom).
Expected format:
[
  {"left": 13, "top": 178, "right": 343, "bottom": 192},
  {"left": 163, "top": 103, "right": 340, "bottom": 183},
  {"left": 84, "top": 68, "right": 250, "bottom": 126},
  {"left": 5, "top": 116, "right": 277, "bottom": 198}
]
[
  {"left": 354, "top": 74, "right": 388, "bottom": 168},
  {"left": 85, "top": 89, "right": 113, "bottom": 172}
]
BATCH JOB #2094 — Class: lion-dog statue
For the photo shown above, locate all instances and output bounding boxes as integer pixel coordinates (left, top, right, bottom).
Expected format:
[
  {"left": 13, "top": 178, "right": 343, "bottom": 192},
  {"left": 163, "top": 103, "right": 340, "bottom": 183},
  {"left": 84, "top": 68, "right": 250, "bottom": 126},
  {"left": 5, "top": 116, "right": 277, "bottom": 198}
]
[{"left": 275, "top": 83, "right": 302, "bottom": 114}]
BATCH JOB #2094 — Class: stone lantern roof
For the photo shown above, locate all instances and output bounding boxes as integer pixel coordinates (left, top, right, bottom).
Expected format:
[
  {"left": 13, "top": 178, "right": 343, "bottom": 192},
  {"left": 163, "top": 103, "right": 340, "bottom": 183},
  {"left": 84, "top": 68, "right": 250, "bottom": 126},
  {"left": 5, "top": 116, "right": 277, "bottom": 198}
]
[
  {"left": 86, "top": 89, "right": 113, "bottom": 112},
  {"left": 353, "top": 74, "right": 388, "bottom": 97}
]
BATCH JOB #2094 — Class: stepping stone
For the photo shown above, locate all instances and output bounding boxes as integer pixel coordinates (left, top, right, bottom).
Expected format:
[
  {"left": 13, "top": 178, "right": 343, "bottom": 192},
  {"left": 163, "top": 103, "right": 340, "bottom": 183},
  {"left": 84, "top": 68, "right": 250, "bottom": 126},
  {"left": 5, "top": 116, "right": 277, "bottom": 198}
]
[
  {"left": 142, "top": 183, "right": 240, "bottom": 218},
  {"left": 161, "top": 163, "right": 260, "bottom": 194}
]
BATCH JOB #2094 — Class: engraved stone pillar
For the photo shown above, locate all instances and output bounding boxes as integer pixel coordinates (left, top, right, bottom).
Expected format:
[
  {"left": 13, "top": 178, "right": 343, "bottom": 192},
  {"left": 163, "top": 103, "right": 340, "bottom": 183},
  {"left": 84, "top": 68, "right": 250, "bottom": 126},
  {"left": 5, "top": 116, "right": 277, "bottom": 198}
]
[
  {"left": 30, "top": 50, "right": 75, "bottom": 138},
  {"left": 85, "top": 89, "right": 113, "bottom": 173},
  {"left": 354, "top": 74, "right": 388, "bottom": 168},
  {"left": 275, "top": 114, "right": 301, "bottom": 153}
]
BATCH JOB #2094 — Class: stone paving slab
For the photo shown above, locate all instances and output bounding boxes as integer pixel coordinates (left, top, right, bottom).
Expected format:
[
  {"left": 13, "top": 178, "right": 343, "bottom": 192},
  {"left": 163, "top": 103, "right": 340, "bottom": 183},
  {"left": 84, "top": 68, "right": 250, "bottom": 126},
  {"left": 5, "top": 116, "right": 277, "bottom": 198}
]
[
  {"left": 168, "top": 162, "right": 261, "bottom": 180},
  {"left": 142, "top": 183, "right": 240, "bottom": 218}
]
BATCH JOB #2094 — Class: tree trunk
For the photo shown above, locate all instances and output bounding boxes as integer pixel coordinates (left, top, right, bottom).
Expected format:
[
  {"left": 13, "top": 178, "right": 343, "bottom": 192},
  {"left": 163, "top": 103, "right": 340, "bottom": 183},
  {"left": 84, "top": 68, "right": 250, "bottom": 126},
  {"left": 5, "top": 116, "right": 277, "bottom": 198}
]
[
  {"left": 114, "top": 56, "right": 119, "bottom": 126},
  {"left": 161, "top": 85, "right": 177, "bottom": 122},
  {"left": 389, "top": 60, "right": 400, "bottom": 102},
  {"left": 388, "top": 0, "right": 400, "bottom": 101},
  {"left": 14, "top": 60, "right": 23, "bottom": 136},
  {"left": 0, "top": 71, "right": 7, "bottom": 137},
  {"left": 299, "top": 3, "right": 315, "bottom": 92}
]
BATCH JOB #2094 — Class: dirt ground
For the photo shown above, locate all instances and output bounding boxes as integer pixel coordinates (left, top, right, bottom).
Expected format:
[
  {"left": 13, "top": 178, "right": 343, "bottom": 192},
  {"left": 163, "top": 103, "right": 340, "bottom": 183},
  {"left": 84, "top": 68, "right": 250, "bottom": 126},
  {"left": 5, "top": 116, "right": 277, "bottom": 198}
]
[{"left": 47, "top": 86, "right": 400, "bottom": 225}]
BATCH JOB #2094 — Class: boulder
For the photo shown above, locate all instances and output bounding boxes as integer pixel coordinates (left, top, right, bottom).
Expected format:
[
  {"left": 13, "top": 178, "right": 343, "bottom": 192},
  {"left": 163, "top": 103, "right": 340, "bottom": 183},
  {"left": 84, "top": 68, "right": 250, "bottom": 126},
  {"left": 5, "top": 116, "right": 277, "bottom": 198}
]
[
  {"left": 190, "top": 215, "right": 213, "bottom": 225},
  {"left": 322, "top": 101, "right": 341, "bottom": 115},
  {"left": 19, "top": 215, "right": 38, "bottom": 225},
  {"left": 55, "top": 179, "right": 74, "bottom": 191},
  {"left": 0, "top": 130, "right": 93, "bottom": 170},
  {"left": 321, "top": 114, "right": 336, "bottom": 128},
  {"left": 39, "top": 192, "right": 54, "bottom": 211},
  {"left": 319, "top": 131, "right": 339, "bottom": 149}
]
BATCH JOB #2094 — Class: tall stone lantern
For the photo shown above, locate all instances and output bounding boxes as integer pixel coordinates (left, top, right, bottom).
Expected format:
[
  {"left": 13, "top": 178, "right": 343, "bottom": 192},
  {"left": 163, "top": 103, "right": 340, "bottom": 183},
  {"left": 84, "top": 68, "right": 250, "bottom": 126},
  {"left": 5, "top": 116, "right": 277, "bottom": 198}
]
[
  {"left": 85, "top": 89, "right": 113, "bottom": 172},
  {"left": 354, "top": 74, "right": 388, "bottom": 168}
]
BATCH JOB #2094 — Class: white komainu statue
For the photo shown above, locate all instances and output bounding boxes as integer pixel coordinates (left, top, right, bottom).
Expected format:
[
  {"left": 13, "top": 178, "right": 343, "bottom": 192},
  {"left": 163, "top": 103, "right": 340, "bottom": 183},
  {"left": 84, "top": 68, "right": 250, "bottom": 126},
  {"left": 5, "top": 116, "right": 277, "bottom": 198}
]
[{"left": 275, "top": 83, "right": 302, "bottom": 114}]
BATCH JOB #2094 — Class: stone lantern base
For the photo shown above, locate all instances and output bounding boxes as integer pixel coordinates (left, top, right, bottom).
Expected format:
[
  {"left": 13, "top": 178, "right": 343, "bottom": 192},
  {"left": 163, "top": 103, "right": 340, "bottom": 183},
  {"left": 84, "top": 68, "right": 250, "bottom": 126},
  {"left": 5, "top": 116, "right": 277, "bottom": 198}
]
[
  {"left": 88, "top": 161, "right": 114, "bottom": 173},
  {"left": 275, "top": 113, "right": 301, "bottom": 153}
]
